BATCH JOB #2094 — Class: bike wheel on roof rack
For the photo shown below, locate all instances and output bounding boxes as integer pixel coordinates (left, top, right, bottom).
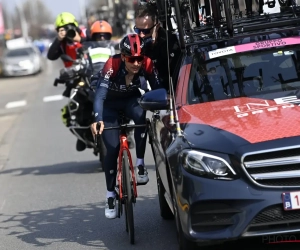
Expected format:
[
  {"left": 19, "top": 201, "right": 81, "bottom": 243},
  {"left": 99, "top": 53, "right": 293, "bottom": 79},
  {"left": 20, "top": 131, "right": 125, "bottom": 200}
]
[
  {"left": 224, "top": 0, "right": 233, "bottom": 36},
  {"left": 211, "top": 0, "right": 222, "bottom": 27},
  {"left": 204, "top": 0, "right": 211, "bottom": 17},
  {"left": 189, "top": 0, "right": 201, "bottom": 28}
]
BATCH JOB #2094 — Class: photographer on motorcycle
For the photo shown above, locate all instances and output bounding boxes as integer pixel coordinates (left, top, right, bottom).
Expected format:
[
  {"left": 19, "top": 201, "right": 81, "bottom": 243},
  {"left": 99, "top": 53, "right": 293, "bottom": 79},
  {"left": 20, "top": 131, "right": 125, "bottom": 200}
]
[{"left": 47, "top": 12, "right": 87, "bottom": 97}]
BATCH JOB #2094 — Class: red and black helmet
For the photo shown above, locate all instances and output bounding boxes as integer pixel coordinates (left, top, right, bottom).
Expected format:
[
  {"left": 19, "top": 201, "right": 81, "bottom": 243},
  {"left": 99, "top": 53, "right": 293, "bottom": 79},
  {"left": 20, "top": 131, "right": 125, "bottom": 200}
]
[{"left": 119, "top": 33, "right": 145, "bottom": 57}]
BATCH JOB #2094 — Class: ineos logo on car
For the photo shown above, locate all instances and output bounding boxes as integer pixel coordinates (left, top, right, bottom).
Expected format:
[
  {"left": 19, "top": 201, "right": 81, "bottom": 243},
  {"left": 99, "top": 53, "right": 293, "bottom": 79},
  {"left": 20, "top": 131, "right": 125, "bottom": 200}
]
[{"left": 233, "top": 96, "right": 300, "bottom": 118}]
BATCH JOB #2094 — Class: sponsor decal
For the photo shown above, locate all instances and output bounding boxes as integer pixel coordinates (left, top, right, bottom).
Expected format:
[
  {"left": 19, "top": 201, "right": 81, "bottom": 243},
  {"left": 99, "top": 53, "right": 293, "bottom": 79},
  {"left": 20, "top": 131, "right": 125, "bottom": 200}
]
[
  {"left": 123, "top": 42, "right": 131, "bottom": 50},
  {"left": 208, "top": 46, "right": 236, "bottom": 59},
  {"left": 252, "top": 39, "right": 286, "bottom": 49},
  {"left": 208, "top": 37, "right": 300, "bottom": 59},
  {"left": 233, "top": 96, "right": 300, "bottom": 118},
  {"left": 100, "top": 83, "right": 108, "bottom": 88},
  {"left": 104, "top": 68, "right": 113, "bottom": 79}
]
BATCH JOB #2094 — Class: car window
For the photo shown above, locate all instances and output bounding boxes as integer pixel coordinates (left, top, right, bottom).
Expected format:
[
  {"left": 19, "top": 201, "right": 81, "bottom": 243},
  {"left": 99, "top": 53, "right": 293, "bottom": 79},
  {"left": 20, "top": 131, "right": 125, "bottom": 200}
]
[
  {"left": 6, "top": 47, "right": 35, "bottom": 57},
  {"left": 188, "top": 45, "right": 300, "bottom": 104}
]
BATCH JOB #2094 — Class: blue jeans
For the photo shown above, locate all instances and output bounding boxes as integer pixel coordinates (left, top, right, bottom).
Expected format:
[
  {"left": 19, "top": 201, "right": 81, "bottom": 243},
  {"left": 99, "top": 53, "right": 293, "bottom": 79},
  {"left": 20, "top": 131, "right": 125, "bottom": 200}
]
[{"left": 102, "top": 97, "right": 147, "bottom": 191}]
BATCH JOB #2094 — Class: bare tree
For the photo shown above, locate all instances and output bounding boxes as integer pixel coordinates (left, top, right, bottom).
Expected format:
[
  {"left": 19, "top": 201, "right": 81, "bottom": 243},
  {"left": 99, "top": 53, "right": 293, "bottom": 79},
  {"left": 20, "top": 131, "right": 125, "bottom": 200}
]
[
  {"left": 21, "top": 0, "right": 53, "bottom": 25},
  {"left": 88, "top": 0, "right": 133, "bottom": 37},
  {"left": 17, "top": 0, "right": 53, "bottom": 38},
  {"left": 1, "top": 2, "right": 10, "bottom": 29}
]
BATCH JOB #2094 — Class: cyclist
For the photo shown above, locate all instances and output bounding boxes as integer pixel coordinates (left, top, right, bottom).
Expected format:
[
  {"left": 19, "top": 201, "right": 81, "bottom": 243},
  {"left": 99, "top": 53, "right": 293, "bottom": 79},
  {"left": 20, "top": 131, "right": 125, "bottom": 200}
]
[
  {"left": 90, "top": 34, "right": 161, "bottom": 219},
  {"left": 134, "top": 3, "right": 181, "bottom": 91}
]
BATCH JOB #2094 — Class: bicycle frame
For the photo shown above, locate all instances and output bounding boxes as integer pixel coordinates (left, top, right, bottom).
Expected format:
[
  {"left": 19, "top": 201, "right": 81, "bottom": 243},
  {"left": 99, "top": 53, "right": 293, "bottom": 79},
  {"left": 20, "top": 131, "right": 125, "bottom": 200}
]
[
  {"left": 118, "top": 130, "right": 138, "bottom": 200},
  {"left": 100, "top": 121, "right": 149, "bottom": 200}
]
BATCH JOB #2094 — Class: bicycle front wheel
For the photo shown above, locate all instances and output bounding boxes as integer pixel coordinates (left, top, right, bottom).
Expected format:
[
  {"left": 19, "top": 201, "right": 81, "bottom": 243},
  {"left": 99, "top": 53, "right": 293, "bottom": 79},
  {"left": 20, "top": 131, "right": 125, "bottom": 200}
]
[{"left": 122, "top": 149, "right": 135, "bottom": 244}]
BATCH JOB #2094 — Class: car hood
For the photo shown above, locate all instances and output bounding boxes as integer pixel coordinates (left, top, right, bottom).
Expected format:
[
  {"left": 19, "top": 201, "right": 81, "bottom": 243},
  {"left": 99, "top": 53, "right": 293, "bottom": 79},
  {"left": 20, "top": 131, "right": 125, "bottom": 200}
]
[{"left": 178, "top": 96, "right": 300, "bottom": 155}]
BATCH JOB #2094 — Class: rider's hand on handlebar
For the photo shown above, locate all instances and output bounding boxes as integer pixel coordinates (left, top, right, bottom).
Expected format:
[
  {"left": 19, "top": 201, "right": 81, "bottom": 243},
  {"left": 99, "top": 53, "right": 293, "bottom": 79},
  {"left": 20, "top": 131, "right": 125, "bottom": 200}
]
[{"left": 91, "top": 121, "right": 104, "bottom": 135}]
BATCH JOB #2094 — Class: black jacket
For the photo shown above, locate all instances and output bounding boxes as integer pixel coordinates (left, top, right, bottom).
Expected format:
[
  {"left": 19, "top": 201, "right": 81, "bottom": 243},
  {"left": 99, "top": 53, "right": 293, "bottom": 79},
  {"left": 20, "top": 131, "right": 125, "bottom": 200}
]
[{"left": 144, "top": 27, "right": 181, "bottom": 91}]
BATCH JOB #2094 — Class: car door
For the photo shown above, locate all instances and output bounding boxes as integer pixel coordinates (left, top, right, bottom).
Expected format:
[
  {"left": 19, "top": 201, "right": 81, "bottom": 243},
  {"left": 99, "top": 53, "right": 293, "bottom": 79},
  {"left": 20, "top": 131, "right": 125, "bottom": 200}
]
[{"left": 151, "top": 55, "right": 190, "bottom": 197}]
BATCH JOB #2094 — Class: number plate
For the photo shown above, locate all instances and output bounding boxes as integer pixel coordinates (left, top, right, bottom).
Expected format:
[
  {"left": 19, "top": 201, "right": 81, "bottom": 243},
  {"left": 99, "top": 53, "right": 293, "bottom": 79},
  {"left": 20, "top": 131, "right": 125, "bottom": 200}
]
[{"left": 282, "top": 192, "right": 300, "bottom": 210}]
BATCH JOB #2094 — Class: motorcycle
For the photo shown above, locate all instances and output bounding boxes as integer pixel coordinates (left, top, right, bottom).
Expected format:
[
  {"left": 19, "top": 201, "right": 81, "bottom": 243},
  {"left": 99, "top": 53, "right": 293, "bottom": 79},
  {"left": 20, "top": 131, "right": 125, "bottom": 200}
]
[{"left": 53, "top": 51, "right": 106, "bottom": 171}]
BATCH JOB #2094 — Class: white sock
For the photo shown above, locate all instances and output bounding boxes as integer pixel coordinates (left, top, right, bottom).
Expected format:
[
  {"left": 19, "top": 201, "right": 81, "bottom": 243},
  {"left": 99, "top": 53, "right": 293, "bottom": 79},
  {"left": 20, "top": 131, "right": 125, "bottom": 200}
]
[
  {"left": 136, "top": 158, "right": 144, "bottom": 167},
  {"left": 106, "top": 191, "right": 115, "bottom": 198}
]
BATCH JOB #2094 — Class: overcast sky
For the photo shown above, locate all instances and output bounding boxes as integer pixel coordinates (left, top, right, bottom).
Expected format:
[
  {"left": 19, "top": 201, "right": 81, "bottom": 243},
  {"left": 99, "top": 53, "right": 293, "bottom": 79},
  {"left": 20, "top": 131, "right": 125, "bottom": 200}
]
[{"left": 3, "top": 0, "right": 87, "bottom": 19}]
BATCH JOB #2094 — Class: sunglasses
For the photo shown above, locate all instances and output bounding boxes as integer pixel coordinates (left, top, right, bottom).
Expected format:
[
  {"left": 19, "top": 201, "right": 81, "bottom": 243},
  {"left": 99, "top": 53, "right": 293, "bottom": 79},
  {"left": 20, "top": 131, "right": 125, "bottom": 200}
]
[
  {"left": 93, "top": 33, "right": 112, "bottom": 40},
  {"left": 124, "top": 56, "right": 144, "bottom": 63},
  {"left": 133, "top": 24, "right": 157, "bottom": 35}
]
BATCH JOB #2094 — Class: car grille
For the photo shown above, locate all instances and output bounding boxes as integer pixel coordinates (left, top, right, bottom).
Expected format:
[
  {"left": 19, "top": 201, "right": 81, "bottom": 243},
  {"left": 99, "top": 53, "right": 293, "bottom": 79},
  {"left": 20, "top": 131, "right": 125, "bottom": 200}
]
[
  {"left": 242, "top": 147, "right": 300, "bottom": 187},
  {"left": 245, "top": 204, "right": 300, "bottom": 234},
  {"left": 190, "top": 201, "right": 241, "bottom": 232}
]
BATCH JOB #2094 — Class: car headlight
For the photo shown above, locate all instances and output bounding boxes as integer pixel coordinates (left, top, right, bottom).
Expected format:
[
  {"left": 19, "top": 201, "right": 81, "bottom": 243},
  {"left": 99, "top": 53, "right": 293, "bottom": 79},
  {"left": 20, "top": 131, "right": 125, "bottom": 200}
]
[{"left": 179, "top": 150, "right": 237, "bottom": 180}]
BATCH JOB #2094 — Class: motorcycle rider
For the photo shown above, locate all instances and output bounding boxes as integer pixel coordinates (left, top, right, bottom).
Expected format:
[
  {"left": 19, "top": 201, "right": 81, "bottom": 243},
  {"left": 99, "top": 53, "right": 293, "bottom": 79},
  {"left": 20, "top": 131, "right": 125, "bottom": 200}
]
[
  {"left": 82, "top": 20, "right": 116, "bottom": 79},
  {"left": 74, "top": 20, "right": 117, "bottom": 152},
  {"left": 134, "top": 2, "right": 181, "bottom": 91},
  {"left": 49, "top": 15, "right": 116, "bottom": 153},
  {"left": 90, "top": 34, "right": 162, "bottom": 219}
]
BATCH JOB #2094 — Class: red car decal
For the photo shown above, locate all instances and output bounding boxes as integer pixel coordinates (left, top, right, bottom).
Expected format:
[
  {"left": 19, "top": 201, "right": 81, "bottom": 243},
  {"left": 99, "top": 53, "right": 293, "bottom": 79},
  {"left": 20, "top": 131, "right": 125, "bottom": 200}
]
[{"left": 178, "top": 96, "right": 300, "bottom": 143}]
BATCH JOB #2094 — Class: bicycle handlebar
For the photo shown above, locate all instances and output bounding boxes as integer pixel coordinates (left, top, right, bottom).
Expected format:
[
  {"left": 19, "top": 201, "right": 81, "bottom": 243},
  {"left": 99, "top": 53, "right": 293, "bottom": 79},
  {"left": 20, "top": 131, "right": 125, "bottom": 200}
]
[
  {"left": 95, "top": 122, "right": 150, "bottom": 147},
  {"left": 53, "top": 78, "right": 66, "bottom": 86},
  {"left": 103, "top": 124, "right": 147, "bottom": 131}
]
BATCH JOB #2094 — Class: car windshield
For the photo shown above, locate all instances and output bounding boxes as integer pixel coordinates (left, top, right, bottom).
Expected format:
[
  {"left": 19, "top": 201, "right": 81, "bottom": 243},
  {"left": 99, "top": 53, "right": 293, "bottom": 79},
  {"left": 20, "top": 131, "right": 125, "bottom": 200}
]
[
  {"left": 6, "top": 47, "right": 35, "bottom": 57},
  {"left": 188, "top": 44, "right": 300, "bottom": 104}
]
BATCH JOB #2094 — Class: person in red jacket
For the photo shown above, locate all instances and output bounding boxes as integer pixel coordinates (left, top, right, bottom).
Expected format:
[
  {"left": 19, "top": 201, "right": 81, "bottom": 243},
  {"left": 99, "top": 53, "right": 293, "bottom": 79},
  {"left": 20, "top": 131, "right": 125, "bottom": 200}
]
[
  {"left": 47, "top": 12, "right": 88, "bottom": 98},
  {"left": 47, "top": 12, "right": 87, "bottom": 68}
]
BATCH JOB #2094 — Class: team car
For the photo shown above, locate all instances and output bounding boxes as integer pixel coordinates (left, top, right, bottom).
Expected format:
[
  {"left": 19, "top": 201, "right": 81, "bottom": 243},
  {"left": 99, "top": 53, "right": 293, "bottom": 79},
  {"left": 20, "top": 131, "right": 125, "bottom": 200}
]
[{"left": 139, "top": 0, "right": 300, "bottom": 249}]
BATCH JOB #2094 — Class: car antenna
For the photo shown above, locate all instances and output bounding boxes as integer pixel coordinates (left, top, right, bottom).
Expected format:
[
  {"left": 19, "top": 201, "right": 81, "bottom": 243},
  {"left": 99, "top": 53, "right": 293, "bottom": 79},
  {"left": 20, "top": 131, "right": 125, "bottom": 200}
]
[{"left": 164, "top": 0, "right": 183, "bottom": 137}]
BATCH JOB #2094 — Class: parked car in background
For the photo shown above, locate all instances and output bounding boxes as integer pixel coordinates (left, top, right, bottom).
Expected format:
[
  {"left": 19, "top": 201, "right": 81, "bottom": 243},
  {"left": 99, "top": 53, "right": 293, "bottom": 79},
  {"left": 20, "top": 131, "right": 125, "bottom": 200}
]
[{"left": 1, "top": 44, "right": 43, "bottom": 77}]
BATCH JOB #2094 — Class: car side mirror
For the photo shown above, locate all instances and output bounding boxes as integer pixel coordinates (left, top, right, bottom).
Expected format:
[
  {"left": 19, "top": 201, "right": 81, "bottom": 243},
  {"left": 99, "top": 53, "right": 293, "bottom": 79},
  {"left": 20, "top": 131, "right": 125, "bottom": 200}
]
[
  {"left": 60, "top": 54, "right": 75, "bottom": 62},
  {"left": 139, "top": 88, "right": 169, "bottom": 111}
]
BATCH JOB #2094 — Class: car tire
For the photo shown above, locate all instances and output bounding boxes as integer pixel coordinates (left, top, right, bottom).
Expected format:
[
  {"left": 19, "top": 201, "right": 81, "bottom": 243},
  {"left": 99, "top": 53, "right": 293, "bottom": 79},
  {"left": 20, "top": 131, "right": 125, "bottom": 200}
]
[{"left": 156, "top": 170, "right": 174, "bottom": 220}]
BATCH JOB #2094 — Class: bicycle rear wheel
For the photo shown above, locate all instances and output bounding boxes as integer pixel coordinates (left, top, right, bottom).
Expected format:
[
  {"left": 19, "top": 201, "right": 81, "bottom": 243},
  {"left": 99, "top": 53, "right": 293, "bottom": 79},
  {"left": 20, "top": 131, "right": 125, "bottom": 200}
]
[{"left": 122, "top": 149, "right": 135, "bottom": 244}]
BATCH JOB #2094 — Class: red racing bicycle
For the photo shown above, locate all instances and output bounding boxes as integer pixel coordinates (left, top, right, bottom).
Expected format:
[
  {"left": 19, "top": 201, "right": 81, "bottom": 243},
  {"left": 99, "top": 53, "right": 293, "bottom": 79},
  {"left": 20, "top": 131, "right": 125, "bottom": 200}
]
[{"left": 97, "top": 113, "right": 148, "bottom": 244}]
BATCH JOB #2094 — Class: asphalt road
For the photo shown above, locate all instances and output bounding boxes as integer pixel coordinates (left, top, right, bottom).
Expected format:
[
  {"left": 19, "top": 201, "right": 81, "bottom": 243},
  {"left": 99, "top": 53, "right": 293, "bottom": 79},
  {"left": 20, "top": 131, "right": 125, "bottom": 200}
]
[{"left": 0, "top": 60, "right": 299, "bottom": 250}]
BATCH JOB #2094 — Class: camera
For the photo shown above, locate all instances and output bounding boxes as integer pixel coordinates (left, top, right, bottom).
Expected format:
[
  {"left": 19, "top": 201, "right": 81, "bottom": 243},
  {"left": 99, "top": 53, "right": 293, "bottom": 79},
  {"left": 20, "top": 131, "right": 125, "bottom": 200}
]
[{"left": 65, "top": 25, "right": 77, "bottom": 39}]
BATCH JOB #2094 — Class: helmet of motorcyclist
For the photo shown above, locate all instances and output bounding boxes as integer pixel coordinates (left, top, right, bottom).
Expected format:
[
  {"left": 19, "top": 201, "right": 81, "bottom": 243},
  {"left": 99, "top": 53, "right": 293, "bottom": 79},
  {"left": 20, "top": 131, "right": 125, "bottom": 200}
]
[
  {"left": 55, "top": 12, "right": 78, "bottom": 29},
  {"left": 90, "top": 20, "right": 113, "bottom": 41},
  {"left": 119, "top": 33, "right": 145, "bottom": 57}
]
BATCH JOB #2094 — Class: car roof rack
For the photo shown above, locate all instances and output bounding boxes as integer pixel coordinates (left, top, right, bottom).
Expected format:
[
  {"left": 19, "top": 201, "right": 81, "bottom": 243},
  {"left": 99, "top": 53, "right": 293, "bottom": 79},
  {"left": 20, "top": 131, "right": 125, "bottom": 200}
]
[{"left": 150, "top": 0, "right": 300, "bottom": 50}]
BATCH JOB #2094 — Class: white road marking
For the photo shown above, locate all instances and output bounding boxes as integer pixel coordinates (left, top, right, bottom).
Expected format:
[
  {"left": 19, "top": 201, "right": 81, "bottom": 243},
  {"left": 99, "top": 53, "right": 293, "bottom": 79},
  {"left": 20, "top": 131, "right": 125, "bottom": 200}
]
[
  {"left": 5, "top": 100, "right": 27, "bottom": 109},
  {"left": 43, "top": 95, "right": 64, "bottom": 102},
  {"left": 0, "top": 200, "right": 6, "bottom": 211}
]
